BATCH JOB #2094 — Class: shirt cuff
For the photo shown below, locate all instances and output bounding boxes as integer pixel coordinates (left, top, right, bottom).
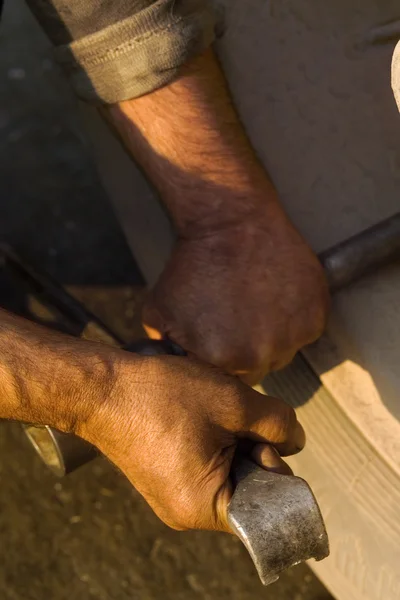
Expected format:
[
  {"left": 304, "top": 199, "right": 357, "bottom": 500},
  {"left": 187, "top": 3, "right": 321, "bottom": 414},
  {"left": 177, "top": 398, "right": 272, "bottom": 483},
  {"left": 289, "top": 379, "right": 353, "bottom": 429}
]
[{"left": 54, "top": 0, "right": 216, "bottom": 104}]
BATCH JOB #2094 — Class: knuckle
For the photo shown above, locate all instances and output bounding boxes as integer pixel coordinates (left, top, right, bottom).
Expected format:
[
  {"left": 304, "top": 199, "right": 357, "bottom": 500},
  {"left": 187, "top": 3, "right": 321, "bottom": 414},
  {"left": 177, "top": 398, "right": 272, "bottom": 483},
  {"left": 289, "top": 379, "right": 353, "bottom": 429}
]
[
  {"left": 202, "top": 340, "right": 233, "bottom": 370},
  {"left": 270, "top": 350, "right": 296, "bottom": 372},
  {"left": 244, "top": 344, "right": 267, "bottom": 373},
  {"left": 212, "top": 376, "right": 248, "bottom": 423},
  {"left": 222, "top": 343, "right": 267, "bottom": 378},
  {"left": 201, "top": 330, "right": 266, "bottom": 371}
]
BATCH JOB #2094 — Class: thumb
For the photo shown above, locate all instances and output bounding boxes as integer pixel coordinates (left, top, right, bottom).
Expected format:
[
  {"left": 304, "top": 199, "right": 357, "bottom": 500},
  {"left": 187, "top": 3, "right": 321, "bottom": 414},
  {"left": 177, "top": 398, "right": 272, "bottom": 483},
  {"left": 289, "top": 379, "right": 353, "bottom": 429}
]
[
  {"left": 213, "top": 446, "right": 292, "bottom": 533},
  {"left": 238, "top": 385, "right": 306, "bottom": 457}
]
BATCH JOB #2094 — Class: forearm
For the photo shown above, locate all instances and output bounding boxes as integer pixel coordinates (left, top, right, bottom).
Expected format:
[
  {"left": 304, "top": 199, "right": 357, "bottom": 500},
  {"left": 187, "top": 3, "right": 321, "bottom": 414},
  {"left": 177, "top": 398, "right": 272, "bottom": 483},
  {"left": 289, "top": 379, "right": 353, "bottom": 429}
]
[
  {"left": 107, "top": 49, "right": 280, "bottom": 237},
  {"left": 0, "top": 309, "right": 124, "bottom": 433}
]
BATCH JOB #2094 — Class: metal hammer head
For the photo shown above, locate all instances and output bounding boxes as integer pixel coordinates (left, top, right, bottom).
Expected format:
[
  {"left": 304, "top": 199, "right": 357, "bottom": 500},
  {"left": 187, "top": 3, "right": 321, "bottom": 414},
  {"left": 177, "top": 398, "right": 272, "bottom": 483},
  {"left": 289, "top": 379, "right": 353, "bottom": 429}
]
[
  {"left": 228, "top": 459, "right": 329, "bottom": 586},
  {"left": 23, "top": 424, "right": 97, "bottom": 477}
]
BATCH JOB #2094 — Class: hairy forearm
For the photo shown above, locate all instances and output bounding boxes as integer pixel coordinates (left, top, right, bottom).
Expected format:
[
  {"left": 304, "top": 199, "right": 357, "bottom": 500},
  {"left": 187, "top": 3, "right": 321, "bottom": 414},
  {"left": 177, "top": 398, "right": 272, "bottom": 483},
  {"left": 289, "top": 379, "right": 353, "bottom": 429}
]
[
  {"left": 107, "top": 49, "right": 279, "bottom": 237},
  {"left": 0, "top": 309, "right": 123, "bottom": 432}
]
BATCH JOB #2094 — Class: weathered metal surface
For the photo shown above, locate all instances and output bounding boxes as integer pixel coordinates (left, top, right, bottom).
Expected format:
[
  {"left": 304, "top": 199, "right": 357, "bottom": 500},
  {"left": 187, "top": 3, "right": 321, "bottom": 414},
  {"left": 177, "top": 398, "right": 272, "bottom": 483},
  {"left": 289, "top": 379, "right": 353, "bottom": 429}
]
[
  {"left": 23, "top": 424, "right": 98, "bottom": 477},
  {"left": 228, "top": 459, "right": 329, "bottom": 585}
]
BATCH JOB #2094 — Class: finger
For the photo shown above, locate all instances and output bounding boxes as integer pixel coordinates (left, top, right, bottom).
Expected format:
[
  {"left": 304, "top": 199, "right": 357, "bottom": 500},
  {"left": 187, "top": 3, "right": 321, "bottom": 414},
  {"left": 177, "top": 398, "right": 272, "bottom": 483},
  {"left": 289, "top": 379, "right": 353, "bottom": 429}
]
[
  {"left": 214, "top": 478, "right": 234, "bottom": 534},
  {"left": 251, "top": 444, "right": 293, "bottom": 475},
  {"left": 214, "top": 446, "right": 292, "bottom": 535},
  {"left": 233, "top": 352, "right": 293, "bottom": 386},
  {"left": 237, "top": 368, "right": 266, "bottom": 387},
  {"left": 269, "top": 348, "right": 298, "bottom": 374},
  {"left": 238, "top": 385, "right": 306, "bottom": 456}
]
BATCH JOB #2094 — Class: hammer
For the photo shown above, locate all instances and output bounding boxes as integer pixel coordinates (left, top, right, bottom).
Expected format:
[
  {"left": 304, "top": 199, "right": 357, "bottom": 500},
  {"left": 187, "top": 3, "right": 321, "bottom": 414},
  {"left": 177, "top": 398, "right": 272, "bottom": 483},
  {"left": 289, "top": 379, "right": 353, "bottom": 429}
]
[{"left": 7, "top": 211, "right": 400, "bottom": 586}]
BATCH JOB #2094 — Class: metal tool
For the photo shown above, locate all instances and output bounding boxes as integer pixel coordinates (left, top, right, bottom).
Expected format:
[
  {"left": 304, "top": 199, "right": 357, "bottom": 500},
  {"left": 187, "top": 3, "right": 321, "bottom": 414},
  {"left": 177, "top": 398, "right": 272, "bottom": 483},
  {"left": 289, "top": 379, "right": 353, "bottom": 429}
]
[
  {"left": 23, "top": 337, "right": 329, "bottom": 587},
  {"left": 228, "top": 460, "right": 328, "bottom": 585},
  {"left": 2, "top": 211, "right": 400, "bottom": 585},
  {"left": 320, "top": 212, "right": 400, "bottom": 291}
]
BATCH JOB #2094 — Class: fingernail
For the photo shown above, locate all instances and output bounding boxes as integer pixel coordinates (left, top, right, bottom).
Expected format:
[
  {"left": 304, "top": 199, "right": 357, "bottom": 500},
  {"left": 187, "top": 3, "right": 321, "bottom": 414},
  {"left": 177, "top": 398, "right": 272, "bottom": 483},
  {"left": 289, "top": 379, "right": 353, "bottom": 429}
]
[
  {"left": 269, "top": 447, "right": 294, "bottom": 476},
  {"left": 295, "top": 422, "right": 306, "bottom": 451},
  {"left": 252, "top": 445, "right": 294, "bottom": 476}
]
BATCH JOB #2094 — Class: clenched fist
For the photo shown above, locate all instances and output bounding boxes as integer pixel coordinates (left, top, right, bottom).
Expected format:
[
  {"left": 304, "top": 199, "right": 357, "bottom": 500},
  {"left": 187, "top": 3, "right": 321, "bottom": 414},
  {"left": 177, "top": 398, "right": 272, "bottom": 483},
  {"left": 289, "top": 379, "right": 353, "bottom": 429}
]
[
  {"left": 0, "top": 309, "right": 303, "bottom": 534},
  {"left": 143, "top": 207, "right": 329, "bottom": 384},
  {"left": 81, "top": 352, "right": 304, "bottom": 532}
]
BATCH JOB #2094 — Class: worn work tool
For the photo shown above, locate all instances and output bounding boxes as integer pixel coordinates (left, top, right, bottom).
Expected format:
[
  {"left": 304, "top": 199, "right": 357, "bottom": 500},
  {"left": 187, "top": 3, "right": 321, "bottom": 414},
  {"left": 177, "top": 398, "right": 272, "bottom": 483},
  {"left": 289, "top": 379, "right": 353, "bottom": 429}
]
[
  {"left": 320, "top": 211, "right": 400, "bottom": 291},
  {"left": 23, "top": 337, "right": 328, "bottom": 586},
  {"left": 3, "top": 210, "right": 400, "bottom": 586}
]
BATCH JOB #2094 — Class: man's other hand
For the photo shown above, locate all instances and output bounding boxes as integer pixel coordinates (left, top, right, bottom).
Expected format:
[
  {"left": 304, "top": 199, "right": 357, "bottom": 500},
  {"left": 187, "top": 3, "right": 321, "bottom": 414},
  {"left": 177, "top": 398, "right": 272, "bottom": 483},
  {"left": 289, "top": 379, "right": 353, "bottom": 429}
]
[
  {"left": 82, "top": 352, "right": 304, "bottom": 532},
  {"left": 143, "top": 205, "right": 329, "bottom": 384},
  {"left": 108, "top": 50, "right": 329, "bottom": 382}
]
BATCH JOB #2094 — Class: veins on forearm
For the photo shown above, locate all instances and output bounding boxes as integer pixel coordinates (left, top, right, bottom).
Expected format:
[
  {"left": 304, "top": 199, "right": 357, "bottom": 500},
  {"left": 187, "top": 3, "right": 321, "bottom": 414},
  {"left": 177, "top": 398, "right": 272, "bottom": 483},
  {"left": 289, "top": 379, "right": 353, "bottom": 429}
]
[{"left": 0, "top": 309, "right": 119, "bottom": 432}]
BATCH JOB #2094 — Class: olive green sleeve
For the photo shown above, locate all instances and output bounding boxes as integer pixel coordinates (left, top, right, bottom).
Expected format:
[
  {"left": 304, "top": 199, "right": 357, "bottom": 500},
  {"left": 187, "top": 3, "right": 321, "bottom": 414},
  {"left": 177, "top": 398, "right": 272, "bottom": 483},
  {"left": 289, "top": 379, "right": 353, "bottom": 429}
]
[{"left": 25, "top": 0, "right": 216, "bottom": 104}]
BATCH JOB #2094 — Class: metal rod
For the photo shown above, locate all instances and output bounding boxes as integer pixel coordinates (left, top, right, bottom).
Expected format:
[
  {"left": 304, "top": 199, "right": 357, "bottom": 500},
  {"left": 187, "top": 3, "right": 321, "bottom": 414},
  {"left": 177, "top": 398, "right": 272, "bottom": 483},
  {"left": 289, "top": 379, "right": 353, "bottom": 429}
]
[
  {"left": 0, "top": 243, "right": 122, "bottom": 345},
  {"left": 319, "top": 212, "right": 400, "bottom": 292}
]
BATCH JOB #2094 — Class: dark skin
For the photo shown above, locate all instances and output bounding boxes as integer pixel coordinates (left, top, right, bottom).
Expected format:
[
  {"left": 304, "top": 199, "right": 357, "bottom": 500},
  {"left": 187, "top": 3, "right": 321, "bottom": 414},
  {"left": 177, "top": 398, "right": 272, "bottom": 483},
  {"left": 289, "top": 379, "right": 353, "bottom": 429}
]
[
  {"left": 108, "top": 49, "right": 329, "bottom": 383},
  {"left": 0, "top": 48, "right": 327, "bottom": 533},
  {"left": 0, "top": 309, "right": 302, "bottom": 532}
]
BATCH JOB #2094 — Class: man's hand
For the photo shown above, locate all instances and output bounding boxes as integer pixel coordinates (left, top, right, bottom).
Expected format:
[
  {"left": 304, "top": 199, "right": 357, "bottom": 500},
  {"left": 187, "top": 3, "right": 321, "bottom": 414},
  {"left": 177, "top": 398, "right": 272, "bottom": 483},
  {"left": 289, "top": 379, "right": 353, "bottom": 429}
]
[
  {"left": 0, "top": 310, "right": 303, "bottom": 533},
  {"left": 79, "top": 353, "right": 304, "bottom": 532},
  {"left": 107, "top": 49, "right": 329, "bottom": 382},
  {"left": 143, "top": 205, "right": 328, "bottom": 383}
]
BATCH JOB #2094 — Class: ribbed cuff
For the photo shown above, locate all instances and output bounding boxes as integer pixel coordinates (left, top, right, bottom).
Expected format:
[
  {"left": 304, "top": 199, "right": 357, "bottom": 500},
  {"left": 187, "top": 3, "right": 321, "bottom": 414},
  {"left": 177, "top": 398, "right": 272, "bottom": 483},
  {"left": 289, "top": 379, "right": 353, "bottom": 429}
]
[{"left": 54, "top": 0, "right": 216, "bottom": 104}]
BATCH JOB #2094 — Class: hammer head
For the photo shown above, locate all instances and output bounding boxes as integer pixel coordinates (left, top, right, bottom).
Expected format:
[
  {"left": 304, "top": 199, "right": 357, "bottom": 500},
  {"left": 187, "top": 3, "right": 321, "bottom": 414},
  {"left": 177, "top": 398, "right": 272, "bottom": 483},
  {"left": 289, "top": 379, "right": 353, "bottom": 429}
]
[{"left": 227, "top": 459, "right": 329, "bottom": 586}]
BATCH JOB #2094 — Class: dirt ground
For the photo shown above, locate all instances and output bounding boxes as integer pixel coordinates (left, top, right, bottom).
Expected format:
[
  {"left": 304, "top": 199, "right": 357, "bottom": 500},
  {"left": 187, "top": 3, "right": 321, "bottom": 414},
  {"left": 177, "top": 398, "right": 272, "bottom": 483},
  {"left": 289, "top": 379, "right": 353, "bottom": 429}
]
[{"left": 0, "top": 1, "right": 333, "bottom": 599}]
